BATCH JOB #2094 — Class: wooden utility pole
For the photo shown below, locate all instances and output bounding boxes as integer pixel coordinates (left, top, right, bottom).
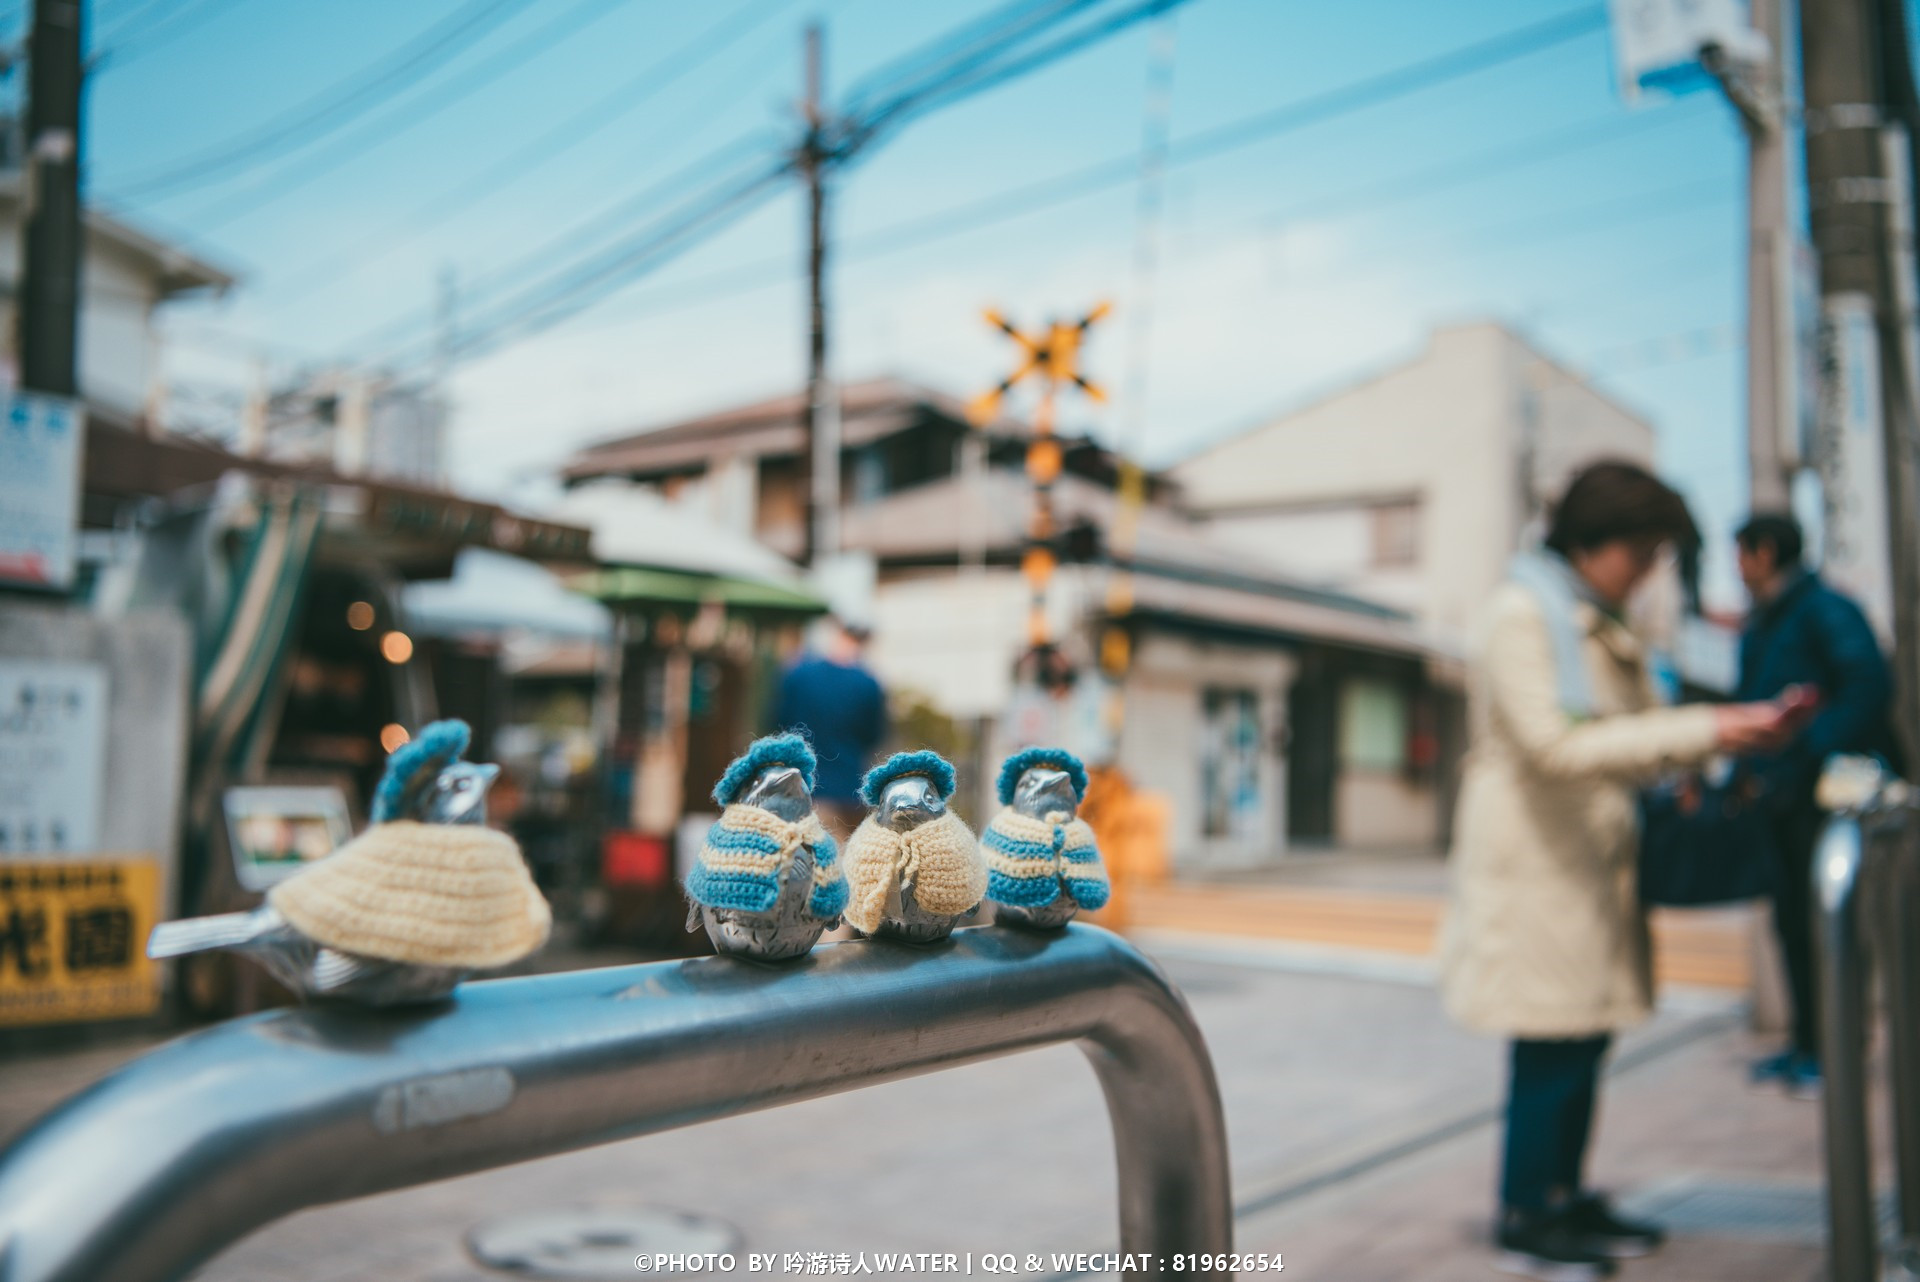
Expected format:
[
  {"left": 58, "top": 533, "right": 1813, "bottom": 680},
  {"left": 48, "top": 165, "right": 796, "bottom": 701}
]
[
  {"left": 17, "top": 0, "right": 85, "bottom": 397},
  {"left": 1799, "top": 0, "right": 1920, "bottom": 764},
  {"left": 798, "top": 23, "right": 838, "bottom": 567}
]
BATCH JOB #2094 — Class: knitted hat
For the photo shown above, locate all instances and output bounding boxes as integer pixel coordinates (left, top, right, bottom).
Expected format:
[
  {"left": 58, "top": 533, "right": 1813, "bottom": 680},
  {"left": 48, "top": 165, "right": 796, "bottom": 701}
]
[
  {"left": 859, "top": 750, "right": 957, "bottom": 807},
  {"left": 713, "top": 733, "right": 818, "bottom": 807},
  {"left": 995, "top": 747, "right": 1089, "bottom": 807},
  {"left": 269, "top": 821, "right": 551, "bottom": 968},
  {"left": 372, "top": 720, "right": 471, "bottom": 823}
]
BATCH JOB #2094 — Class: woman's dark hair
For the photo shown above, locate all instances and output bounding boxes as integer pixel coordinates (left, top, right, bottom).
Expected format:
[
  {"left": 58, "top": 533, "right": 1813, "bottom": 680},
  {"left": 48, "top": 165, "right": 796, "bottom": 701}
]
[
  {"left": 1735, "top": 512, "right": 1805, "bottom": 568},
  {"left": 1544, "top": 460, "right": 1700, "bottom": 557}
]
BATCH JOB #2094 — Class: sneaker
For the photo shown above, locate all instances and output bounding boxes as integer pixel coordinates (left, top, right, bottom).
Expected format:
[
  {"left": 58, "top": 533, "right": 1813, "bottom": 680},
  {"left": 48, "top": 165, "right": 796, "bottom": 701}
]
[
  {"left": 1750, "top": 1048, "right": 1796, "bottom": 1086},
  {"left": 1494, "top": 1207, "right": 1617, "bottom": 1282},
  {"left": 1785, "top": 1053, "right": 1824, "bottom": 1100},
  {"left": 1562, "top": 1193, "right": 1666, "bottom": 1259}
]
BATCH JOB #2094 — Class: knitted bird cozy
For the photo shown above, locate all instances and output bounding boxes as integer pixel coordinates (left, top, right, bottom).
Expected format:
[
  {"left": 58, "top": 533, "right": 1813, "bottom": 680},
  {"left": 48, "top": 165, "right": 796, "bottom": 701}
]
[
  {"left": 981, "top": 807, "right": 1111, "bottom": 910},
  {"left": 269, "top": 821, "right": 551, "bottom": 967},
  {"left": 842, "top": 809, "right": 986, "bottom": 933},
  {"left": 686, "top": 804, "right": 848, "bottom": 920}
]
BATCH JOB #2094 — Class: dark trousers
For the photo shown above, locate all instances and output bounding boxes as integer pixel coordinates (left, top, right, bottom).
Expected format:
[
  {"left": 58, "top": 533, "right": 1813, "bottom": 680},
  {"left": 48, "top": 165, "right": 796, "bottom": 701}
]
[
  {"left": 1501, "top": 1035, "right": 1611, "bottom": 1212},
  {"left": 1771, "top": 806, "right": 1824, "bottom": 1056}
]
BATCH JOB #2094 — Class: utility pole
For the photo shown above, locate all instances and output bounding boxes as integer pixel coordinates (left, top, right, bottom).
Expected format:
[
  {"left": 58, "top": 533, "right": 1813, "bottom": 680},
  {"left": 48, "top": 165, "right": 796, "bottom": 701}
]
[
  {"left": 1798, "top": 0, "right": 1920, "bottom": 764},
  {"left": 17, "top": 0, "right": 85, "bottom": 397},
  {"left": 1714, "top": 0, "right": 1796, "bottom": 510},
  {"left": 798, "top": 23, "right": 838, "bottom": 567}
]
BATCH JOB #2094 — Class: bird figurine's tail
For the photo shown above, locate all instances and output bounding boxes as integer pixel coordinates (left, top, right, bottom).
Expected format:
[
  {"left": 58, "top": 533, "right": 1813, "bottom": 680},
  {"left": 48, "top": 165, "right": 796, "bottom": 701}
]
[{"left": 146, "top": 910, "right": 271, "bottom": 959}]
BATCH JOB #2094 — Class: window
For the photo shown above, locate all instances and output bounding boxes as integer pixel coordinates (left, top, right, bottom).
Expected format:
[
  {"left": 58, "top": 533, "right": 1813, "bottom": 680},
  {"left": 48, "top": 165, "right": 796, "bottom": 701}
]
[
  {"left": 1369, "top": 499, "right": 1420, "bottom": 568},
  {"left": 1202, "top": 688, "right": 1263, "bottom": 839},
  {"left": 1339, "top": 677, "right": 1408, "bottom": 773}
]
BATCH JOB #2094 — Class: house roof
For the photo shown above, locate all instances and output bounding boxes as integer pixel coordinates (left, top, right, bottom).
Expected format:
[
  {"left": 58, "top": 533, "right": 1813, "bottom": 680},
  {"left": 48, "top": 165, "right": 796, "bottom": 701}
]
[{"left": 0, "top": 176, "right": 237, "bottom": 298}]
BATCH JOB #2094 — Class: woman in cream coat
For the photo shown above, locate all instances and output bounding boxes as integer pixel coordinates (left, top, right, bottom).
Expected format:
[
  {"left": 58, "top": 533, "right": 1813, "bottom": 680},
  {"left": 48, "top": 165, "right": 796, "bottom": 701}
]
[{"left": 1438, "top": 462, "right": 1790, "bottom": 1282}]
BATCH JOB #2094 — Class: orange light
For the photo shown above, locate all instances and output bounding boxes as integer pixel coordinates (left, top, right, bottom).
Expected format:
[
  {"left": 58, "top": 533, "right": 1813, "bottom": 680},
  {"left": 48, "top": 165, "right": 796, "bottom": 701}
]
[
  {"left": 379, "top": 631, "right": 414, "bottom": 664},
  {"left": 1022, "top": 546, "right": 1056, "bottom": 586},
  {"left": 379, "top": 723, "right": 411, "bottom": 753},
  {"left": 346, "top": 601, "right": 375, "bottom": 631},
  {"left": 1026, "top": 439, "right": 1063, "bottom": 485}
]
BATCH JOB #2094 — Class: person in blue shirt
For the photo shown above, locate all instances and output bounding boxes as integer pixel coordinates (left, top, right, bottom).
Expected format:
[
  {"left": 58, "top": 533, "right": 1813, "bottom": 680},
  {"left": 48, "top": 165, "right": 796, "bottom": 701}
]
[
  {"left": 774, "top": 618, "right": 888, "bottom": 839},
  {"left": 1735, "top": 513, "right": 1901, "bottom": 1099}
]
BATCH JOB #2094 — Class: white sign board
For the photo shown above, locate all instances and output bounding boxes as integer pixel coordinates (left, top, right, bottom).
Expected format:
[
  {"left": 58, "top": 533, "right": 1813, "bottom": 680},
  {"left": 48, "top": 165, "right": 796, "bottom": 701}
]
[
  {"left": 1815, "top": 293, "right": 1896, "bottom": 645},
  {"left": 1608, "top": 0, "right": 1767, "bottom": 102},
  {"left": 0, "top": 660, "right": 108, "bottom": 856},
  {"left": 0, "top": 391, "right": 83, "bottom": 591}
]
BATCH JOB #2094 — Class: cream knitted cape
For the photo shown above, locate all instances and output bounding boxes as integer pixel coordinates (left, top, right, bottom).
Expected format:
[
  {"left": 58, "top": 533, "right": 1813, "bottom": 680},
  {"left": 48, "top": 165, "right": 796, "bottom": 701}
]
[
  {"left": 269, "top": 821, "right": 551, "bottom": 967},
  {"left": 842, "top": 809, "right": 986, "bottom": 934}
]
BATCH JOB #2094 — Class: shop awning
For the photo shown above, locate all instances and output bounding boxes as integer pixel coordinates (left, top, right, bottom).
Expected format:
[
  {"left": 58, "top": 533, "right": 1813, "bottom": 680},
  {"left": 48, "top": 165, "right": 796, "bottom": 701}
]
[{"left": 571, "top": 566, "right": 826, "bottom": 614}]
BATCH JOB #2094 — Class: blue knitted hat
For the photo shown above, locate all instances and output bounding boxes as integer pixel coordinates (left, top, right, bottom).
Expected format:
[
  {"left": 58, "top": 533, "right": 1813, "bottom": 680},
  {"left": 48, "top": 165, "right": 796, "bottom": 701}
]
[
  {"left": 712, "top": 733, "right": 819, "bottom": 806},
  {"left": 859, "top": 750, "right": 957, "bottom": 807},
  {"left": 995, "top": 746, "right": 1089, "bottom": 806},
  {"left": 372, "top": 719, "right": 471, "bottom": 823}
]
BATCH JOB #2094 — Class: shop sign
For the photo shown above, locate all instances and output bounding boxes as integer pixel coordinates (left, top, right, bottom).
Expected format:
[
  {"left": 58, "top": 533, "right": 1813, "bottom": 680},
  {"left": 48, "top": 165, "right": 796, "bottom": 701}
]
[
  {"left": 0, "top": 857, "right": 161, "bottom": 1026},
  {"left": 0, "top": 391, "right": 83, "bottom": 591},
  {"left": 0, "top": 659, "right": 107, "bottom": 856}
]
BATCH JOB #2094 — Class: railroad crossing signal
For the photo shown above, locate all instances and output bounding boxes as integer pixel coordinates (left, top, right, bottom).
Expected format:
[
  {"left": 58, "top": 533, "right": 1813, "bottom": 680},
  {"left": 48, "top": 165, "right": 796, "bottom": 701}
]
[{"left": 970, "top": 302, "right": 1110, "bottom": 651}]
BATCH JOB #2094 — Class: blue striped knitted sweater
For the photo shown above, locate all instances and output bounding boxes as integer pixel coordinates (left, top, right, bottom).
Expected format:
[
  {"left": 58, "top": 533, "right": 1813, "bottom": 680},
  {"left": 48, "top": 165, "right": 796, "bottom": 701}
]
[
  {"left": 980, "top": 808, "right": 1110, "bottom": 910},
  {"left": 686, "top": 804, "right": 849, "bottom": 920}
]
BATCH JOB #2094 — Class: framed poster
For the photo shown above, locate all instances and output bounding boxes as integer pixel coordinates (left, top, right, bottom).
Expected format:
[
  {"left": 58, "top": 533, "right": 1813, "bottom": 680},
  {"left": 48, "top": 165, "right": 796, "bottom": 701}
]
[
  {"left": 0, "top": 660, "right": 107, "bottom": 856},
  {"left": 222, "top": 786, "right": 353, "bottom": 892}
]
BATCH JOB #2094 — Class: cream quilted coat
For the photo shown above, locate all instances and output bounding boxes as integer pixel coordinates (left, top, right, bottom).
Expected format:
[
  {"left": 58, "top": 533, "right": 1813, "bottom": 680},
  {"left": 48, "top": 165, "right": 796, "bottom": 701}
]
[{"left": 1438, "top": 583, "right": 1721, "bottom": 1038}]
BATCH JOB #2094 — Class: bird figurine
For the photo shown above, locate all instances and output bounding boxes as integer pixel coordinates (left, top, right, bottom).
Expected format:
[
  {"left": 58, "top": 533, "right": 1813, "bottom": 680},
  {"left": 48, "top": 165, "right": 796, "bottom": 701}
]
[
  {"left": 981, "top": 746, "right": 1110, "bottom": 929},
  {"left": 842, "top": 750, "right": 986, "bottom": 943},
  {"left": 147, "top": 720, "right": 550, "bottom": 1006},
  {"left": 683, "top": 733, "right": 848, "bottom": 961}
]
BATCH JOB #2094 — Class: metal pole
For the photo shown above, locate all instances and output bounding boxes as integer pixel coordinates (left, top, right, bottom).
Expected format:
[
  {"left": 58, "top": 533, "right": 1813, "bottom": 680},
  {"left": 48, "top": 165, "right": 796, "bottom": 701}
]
[
  {"left": 1816, "top": 811, "right": 1879, "bottom": 1282},
  {"left": 0, "top": 924, "right": 1233, "bottom": 1282},
  {"left": 16, "top": 0, "right": 86, "bottom": 397},
  {"left": 1873, "top": 802, "right": 1920, "bottom": 1259},
  {"left": 800, "top": 22, "right": 838, "bottom": 567},
  {"left": 1742, "top": 0, "right": 1795, "bottom": 509}
]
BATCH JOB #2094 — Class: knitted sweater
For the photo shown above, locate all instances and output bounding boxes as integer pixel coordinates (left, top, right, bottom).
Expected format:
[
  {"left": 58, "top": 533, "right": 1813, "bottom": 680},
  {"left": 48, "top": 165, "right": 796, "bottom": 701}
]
[
  {"left": 980, "top": 808, "right": 1110, "bottom": 910},
  {"left": 842, "top": 809, "right": 985, "bottom": 933},
  {"left": 686, "top": 805, "right": 848, "bottom": 920}
]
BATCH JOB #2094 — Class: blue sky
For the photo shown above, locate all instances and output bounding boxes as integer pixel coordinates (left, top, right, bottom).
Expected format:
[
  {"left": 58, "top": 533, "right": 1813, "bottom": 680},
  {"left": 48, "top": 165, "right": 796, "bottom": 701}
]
[{"left": 68, "top": 0, "right": 1759, "bottom": 600}]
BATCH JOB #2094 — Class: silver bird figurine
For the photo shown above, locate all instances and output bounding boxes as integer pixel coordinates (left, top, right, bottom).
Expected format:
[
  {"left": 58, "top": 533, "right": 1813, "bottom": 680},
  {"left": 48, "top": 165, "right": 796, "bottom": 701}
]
[
  {"left": 844, "top": 750, "right": 984, "bottom": 943},
  {"left": 148, "top": 720, "right": 541, "bottom": 1006},
  {"left": 983, "top": 746, "right": 1109, "bottom": 929},
  {"left": 684, "top": 734, "right": 847, "bottom": 961}
]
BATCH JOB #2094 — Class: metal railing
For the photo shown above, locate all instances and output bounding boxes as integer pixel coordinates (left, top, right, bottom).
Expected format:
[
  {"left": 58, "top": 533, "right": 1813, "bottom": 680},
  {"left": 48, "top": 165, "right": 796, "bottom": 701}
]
[
  {"left": 1816, "top": 778, "right": 1920, "bottom": 1282},
  {"left": 0, "top": 923, "right": 1233, "bottom": 1282}
]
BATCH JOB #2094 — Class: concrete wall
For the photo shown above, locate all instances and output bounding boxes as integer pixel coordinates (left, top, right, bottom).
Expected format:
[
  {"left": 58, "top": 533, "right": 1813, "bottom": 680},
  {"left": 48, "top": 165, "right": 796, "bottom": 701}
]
[{"left": 1334, "top": 771, "right": 1438, "bottom": 850}]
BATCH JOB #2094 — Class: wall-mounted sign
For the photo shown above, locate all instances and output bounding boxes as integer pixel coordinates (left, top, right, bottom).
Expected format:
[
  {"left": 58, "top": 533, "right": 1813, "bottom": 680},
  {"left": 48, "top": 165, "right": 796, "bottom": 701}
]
[
  {"left": 0, "top": 660, "right": 107, "bottom": 856},
  {"left": 222, "top": 785, "right": 352, "bottom": 892},
  {"left": 0, "top": 391, "right": 83, "bottom": 591},
  {"left": 0, "top": 856, "right": 160, "bottom": 1026}
]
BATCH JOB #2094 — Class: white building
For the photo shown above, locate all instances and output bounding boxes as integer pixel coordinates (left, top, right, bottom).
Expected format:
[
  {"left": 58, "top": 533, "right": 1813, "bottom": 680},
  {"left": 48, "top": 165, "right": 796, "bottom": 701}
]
[
  {"left": 1172, "top": 321, "right": 1664, "bottom": 651},
  {"left": 0, "top": 174, "right": 233, "bottom": 421}
]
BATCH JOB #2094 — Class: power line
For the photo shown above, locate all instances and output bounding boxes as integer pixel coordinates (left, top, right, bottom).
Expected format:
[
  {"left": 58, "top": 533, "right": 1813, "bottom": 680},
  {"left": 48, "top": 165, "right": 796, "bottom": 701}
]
[
  {"left": 96, "top": 0, "right": 249, "bottom": 70},
  {"left": 185, "top": 0, "right": 633, "bottom": 232},
  {"left": 262, "top": 0, "right": 798, "bottom": 305},
  {"left": 109, "top": 0, "right": 539, "bottom": 200}
]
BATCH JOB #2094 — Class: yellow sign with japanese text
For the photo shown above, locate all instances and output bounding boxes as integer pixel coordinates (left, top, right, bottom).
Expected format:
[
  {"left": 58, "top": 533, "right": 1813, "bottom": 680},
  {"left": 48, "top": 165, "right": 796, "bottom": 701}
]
[{"left": 0, "top": 857, "right": 161, "bottom": 1027}]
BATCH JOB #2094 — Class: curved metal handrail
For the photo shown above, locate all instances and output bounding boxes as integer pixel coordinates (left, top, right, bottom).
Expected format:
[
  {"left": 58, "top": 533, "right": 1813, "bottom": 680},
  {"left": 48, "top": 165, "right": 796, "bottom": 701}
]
[{"left": 0, "top": 923, "right": 1232, "bottom": 1282}]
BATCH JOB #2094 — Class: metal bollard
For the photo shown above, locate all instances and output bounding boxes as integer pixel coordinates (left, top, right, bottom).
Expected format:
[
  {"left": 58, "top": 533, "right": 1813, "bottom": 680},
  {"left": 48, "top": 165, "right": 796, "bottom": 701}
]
[
  {"left": 1818, "top": 810, "right": 1879, "bottom": 1282},
  {"left": 1875, "top": 799, "right": 1920, "bottom": 1273},
  {"left": 0, "top": 923, "right": 1232, "bottom": 1282}
]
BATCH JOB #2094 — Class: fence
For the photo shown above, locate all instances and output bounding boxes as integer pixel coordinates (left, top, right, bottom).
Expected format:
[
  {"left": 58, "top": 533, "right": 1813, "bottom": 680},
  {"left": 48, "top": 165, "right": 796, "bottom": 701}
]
[{"left": 0, "top": 923, "right": 1232, "bottom": 1282}]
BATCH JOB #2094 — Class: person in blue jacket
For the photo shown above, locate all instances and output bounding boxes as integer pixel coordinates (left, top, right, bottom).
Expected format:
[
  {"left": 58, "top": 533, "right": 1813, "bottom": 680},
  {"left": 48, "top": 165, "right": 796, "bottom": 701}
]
[
  {"left": 1735, "top": 513, "right": 1901, "bottom": 1098},
  {"left": 774, "top": 617, "right": 888, "bottom": 840}
]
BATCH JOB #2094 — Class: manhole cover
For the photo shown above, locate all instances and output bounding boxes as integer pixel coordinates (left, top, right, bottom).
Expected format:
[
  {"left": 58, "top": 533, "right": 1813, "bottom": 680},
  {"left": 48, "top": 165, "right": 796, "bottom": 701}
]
[
  {"left": 1616, "top": 1177, "right": 1897, "bottom": 1246},
  {"left": 468, "top": 1206, "right": 741, "bottom": 1279}
]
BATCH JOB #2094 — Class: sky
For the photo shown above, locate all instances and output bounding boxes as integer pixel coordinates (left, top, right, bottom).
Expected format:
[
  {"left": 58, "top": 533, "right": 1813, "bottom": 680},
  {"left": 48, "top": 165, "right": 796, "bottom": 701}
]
[{"left": 62, "top": 0, "right": 1765, "bottom": 603}]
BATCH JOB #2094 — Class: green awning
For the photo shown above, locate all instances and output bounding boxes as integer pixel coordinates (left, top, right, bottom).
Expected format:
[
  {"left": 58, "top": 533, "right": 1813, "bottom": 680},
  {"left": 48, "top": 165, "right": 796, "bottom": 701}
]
[{"left": 569, "top": 566, "right": 827, "bottom": 614}]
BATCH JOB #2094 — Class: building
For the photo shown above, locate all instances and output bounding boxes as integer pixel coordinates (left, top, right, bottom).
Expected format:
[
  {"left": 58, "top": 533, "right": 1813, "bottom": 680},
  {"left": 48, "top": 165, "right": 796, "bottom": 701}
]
[
  {"left": 1171, "top": 321, "right": 1668, "bottom": 652},
  {"left": 253, "top": 370, "right": 448, "bottom": 488},
  {"left": 564, "top": 379, "right": 1455, "bottom": 867},
  {"left": 0, "top": 172, "right": 234, "bottom": 421}
]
